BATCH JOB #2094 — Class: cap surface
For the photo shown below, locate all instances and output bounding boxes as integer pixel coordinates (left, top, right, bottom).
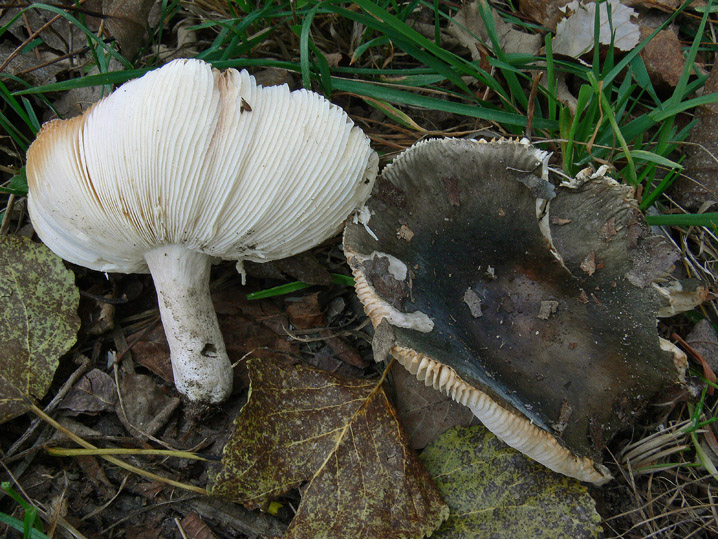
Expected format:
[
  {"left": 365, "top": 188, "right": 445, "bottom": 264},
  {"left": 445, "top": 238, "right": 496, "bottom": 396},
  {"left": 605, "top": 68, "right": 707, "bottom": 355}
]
[
  {"left": 27, "top": 59, "right": 377, "bottom": 273},
  {"left": 344, "top": 138, "right": 686, "bottom": 484}
]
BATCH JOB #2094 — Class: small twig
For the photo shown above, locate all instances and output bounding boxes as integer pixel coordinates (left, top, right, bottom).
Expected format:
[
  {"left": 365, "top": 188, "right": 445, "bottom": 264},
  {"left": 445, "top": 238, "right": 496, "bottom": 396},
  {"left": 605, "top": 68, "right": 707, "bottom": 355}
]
[
  {"left": 46, "top": 447, "right": 212, "bottom": 462},
  {"left": 15, "top": 45, "right": 91, "bottom": 77},
  {"left": 174, "top": 517, "right": 189, "bottom": 539},
  {"left": 5, "top": 355, "right": 92, "bottom": 458},
  {"left": 80, "top": 473, "right": 129, "bottom": 521},
  {"left": 0, "top": 194, "right": 16, "bottom": 236}
]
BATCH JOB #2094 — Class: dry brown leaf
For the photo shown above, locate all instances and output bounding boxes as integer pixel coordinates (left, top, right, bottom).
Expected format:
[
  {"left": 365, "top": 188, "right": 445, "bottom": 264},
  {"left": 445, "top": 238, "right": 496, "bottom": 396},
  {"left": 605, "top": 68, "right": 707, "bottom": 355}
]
[
  {"left": 286, "top": 291, "right": 325, "bottom": 329},
  {"left": 115, "top": 371, "right": 180, "bottom": 438},
  {"left": 209, "top": 357, "right": 448, "bottom": 538},
  {"left": 131, "top": 324, "right": 175, "bottom": 384},
  {"left": 103, "top": 0, "right": 155, "bottom": 57},
  {"left": 519, "top": 0, "right": 571, "bottom": 30},
  {"left": 58, "top": 369, "right": 118, "bottom": 415},
  {"left": 179, "top": 513, "right": 218, "bottom": 539},
  {"left": 639, "top": 26, "right": 685, "bottom": 88}
]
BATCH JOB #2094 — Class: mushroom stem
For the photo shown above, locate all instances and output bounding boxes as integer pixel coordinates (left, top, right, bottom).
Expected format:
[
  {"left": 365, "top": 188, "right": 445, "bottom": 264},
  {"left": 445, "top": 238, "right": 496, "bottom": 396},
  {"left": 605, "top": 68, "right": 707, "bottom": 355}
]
[{"left": 144, "top": 244, "right": 232, "bottom": 404}]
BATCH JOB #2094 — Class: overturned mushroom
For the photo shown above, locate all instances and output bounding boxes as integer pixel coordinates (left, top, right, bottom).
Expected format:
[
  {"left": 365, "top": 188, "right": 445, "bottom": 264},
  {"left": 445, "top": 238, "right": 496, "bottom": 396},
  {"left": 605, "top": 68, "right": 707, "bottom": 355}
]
[
  {"left": 27, "top": 59, "right": 378, "bottom": 405},
  {"left": 344, "top": 138, "right": 698, "bottom": 484}
]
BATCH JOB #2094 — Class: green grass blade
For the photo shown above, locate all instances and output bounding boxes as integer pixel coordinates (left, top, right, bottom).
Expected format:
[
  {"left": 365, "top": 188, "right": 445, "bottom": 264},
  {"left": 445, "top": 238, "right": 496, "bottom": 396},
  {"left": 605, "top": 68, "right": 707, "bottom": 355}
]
[
  {"left": 0, "top": 513, "right": 50, "bottom": 539},
  {"left": 645, "top": 213, "right": 718, "bottom": 227},
  {"left": 247, "top": 274, "right": 355, "bottom": 300},
  {"left": 13, "top": 69, "right": 149, "bottom": 95},
  {"left": 331, "top": 77, "right": 555, "bottom": 129},
  {"left": 300, "top": 3, "right": 322, "bottom": 90}
]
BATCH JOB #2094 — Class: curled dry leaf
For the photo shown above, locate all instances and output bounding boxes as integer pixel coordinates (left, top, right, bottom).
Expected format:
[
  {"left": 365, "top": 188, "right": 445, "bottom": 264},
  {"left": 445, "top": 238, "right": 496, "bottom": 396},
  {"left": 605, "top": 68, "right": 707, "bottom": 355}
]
[
  {"left": 209, "top": 357, "right": 448, "bottom": 538},
  {"left": 0, "top": 235, "right": 80, "bottom": 423}
]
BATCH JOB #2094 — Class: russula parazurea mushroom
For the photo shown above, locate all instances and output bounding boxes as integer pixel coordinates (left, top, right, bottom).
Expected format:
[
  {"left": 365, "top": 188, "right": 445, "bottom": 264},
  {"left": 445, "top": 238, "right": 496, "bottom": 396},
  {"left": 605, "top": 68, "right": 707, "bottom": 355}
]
[
  {"left": 344, "top": 138, "right": 701, "bottom": 485},
  {"left": 27, "top": 58, "right": 378, "bottom": 404}
]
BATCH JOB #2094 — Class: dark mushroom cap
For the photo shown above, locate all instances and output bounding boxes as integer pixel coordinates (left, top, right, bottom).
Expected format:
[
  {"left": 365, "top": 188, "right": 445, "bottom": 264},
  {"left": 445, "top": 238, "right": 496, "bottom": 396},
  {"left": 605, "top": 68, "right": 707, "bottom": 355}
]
[{"left": 344, "top": 138, "right": 688, "bottom": 484}]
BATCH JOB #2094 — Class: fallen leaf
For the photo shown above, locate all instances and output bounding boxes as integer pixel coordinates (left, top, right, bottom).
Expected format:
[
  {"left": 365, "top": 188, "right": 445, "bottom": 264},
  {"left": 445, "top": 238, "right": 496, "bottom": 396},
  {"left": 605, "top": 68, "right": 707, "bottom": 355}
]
[
  {"left": 450, "top": 0, "right": 541, "bottom": 57},
  {"left": 639, "top": 26, "right": 685, "bottom": 88},
  {"left": 0, "top": 44, "right": 63, "bottom": 87},
  {"left": 179, "top": 513, "right": 218, "bottom": 539},
  {"left": 286, "top": 291, "right": 326, "bottom": 329},
  {"left": 0, "top": 235, "right": 80, "bottom": 423},
  {"left": 209, "top": 357, "right": 448, "bottom": 538},
  {"left": 76, "top": 454, "right": 113, "bottom": 498},
  {"left": 116, "top": 371, "right": 180, "bottom": 439},
  {"left": 421, "top": 425, "right": 603, "bottom": 538},
  {"left": 518, "top": 0, "right": 570, "bottom": 30},
  {"left": 103, "top": 0, "right": 155, "bottom": 58},
  {"left": 130, "top": 324, "right": 175, "bottom": 384},
  {"left": 553, "top": 0, "right": 640, "bottom": 57},
  {"left": 322, "top": 332, "right": 370, "bottom": 368},
  {"left": 58, "top": 369, "right": 118, "bottom": 415}
]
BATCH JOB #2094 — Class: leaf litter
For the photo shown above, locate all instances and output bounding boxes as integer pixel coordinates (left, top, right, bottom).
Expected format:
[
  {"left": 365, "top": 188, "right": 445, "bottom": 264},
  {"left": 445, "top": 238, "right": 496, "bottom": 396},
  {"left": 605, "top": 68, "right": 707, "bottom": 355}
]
[
  {"left": 209, "top": 356, "right": 449, "bottom": 538},
  {"left": 2, "top": 1, "right": 718, "bottom": 537}
]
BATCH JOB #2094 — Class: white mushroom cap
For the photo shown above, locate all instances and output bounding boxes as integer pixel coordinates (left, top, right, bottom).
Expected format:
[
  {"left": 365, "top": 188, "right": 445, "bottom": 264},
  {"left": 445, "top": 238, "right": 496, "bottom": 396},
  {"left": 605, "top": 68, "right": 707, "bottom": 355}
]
[{"left": 27, "top": 58, "right": 378, "bottom": 404}]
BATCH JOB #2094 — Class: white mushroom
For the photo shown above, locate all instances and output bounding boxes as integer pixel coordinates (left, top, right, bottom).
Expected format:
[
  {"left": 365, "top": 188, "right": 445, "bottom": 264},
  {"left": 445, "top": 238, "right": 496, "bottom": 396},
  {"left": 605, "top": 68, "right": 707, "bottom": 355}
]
[{"left": 27, "top": 59, "right": 378, "bottom": 404}]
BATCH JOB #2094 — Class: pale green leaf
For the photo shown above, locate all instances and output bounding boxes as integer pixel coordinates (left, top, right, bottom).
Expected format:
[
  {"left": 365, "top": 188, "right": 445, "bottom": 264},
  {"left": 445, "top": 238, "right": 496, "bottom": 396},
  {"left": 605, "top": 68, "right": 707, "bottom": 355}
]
[
  {"left": 0, "top": 236, "right": 79, "bottom": 423},
  {"left": 421, "top": 425, "right": 603, "bottom": 538}
]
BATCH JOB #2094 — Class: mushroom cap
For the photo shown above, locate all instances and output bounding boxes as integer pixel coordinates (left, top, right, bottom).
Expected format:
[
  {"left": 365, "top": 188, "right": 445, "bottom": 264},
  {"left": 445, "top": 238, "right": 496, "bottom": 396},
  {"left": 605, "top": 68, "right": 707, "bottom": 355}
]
[
  {"left": 27, "top": 59, "right": 378, "bottom": 273},
  {"left": 344, "top": 138, "right": 687, "bottom": 484}
]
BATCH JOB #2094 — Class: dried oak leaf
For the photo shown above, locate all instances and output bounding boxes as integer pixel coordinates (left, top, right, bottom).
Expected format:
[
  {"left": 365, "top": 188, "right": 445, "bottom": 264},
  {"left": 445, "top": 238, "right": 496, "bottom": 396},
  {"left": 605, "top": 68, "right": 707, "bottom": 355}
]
[
  {"left": 0, "top": 236, "right": 79, "bottom": 423},
  {"left": 421, "top": 425, "right": 602, "bottom": 538},
  {"left": 209, "top": 357, "right": 448, "bottom": 538}
]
